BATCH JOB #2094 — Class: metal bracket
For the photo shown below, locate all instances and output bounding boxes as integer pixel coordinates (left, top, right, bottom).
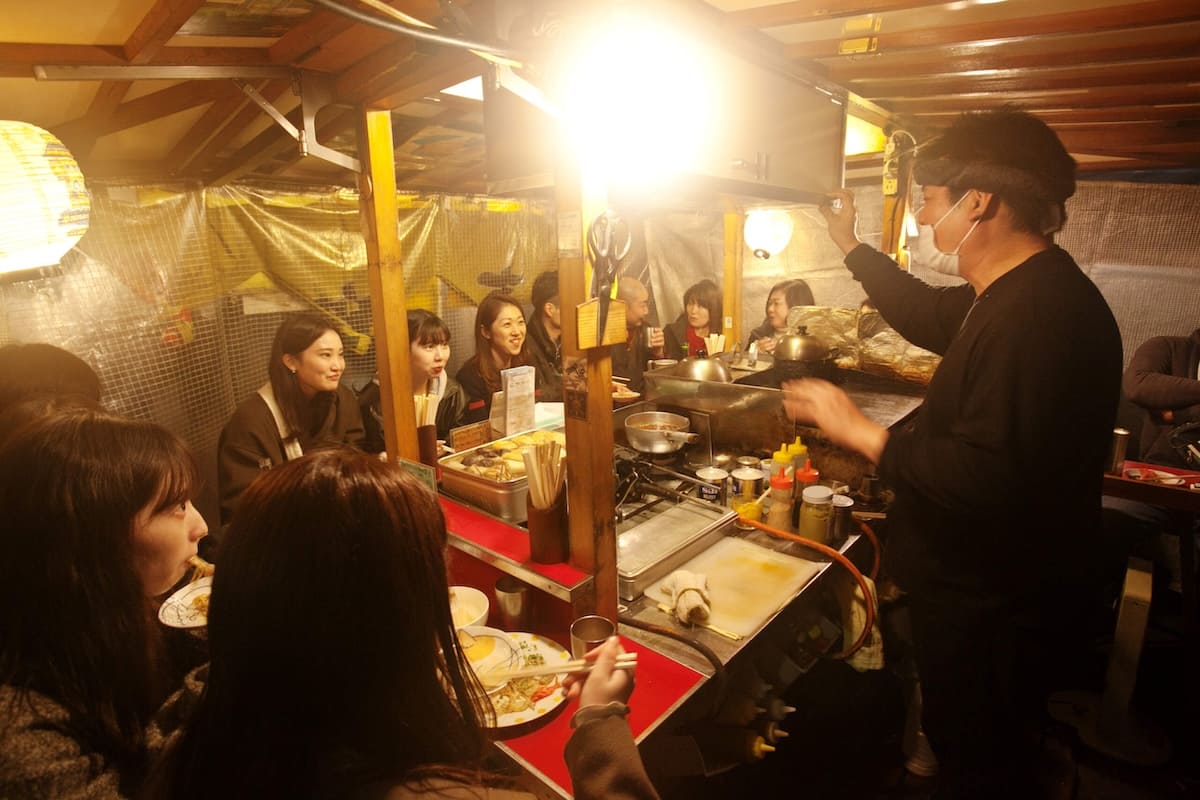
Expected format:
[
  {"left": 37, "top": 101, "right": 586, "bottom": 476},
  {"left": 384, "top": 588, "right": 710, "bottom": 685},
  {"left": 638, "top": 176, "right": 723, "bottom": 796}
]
[{"left": 235, "top": 72, "right": 361, "bottom": 173}]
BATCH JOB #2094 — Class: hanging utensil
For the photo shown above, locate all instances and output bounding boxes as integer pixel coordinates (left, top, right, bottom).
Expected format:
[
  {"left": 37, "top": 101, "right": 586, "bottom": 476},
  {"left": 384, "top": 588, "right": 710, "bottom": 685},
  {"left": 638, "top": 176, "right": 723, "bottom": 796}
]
[{"left": 587, "top": 210, "right": 632, "bottom": 339}]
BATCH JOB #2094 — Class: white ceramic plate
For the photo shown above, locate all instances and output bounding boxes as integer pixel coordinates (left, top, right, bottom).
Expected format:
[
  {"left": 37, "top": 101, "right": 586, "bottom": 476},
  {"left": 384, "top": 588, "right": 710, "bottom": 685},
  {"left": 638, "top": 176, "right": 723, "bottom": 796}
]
[
  {"left": 480, "top": 631, "right": 571, "bottom": 729},
  {"left": 460, "top": 625, "right": 519, "bottom": 680},
  {"left": 159, "top": 577, "right": 212, "bottom": 629}
]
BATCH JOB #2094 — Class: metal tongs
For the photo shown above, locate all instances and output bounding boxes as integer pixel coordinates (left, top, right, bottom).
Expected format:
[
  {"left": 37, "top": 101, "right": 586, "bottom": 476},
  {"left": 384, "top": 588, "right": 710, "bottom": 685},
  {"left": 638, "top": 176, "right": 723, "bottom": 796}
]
[{"left": 587, "top": 211, "right": 632, "bottom": 338}]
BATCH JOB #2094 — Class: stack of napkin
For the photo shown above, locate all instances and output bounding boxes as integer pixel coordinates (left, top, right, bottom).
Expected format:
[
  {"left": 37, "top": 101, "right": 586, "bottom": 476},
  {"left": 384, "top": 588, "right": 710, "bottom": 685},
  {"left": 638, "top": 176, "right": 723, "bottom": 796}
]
[{"left": 662, "top": 569, "right": 711, "bottom": 624}]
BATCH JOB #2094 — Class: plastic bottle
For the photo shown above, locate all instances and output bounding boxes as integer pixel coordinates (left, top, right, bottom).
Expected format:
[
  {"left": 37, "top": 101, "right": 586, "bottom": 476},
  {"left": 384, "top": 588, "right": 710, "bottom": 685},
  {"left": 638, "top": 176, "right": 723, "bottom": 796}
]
[
  {"left": 756, "top": 720, "right": 791, "bottom": 745},
  {"left": 765, "top": 473, "right": 794, "bottom": 532},
  {"left": 797, "top": 484, "right": 833, "bottom": 543},
  {"left": 770, "top": 443, "right": 792, "bottom": 479},
  {"left": 763, "top": 695, "right": 798, "bottom": 721},
  {"left": 714, "top": 692, "right": 766, "bottom": 726},
  {"left": 788, "top": 437, "right": 808, "bottom": 477},
  {"left": 791, "top": 458, "right": 820, "bottom": 529}
]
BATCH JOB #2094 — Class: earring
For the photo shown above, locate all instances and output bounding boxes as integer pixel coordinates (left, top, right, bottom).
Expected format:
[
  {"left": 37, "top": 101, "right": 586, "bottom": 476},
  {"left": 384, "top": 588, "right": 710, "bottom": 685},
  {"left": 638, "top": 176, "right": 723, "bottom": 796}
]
[{"left": 290, "top": 369, "right": 297, "bottom": 375}]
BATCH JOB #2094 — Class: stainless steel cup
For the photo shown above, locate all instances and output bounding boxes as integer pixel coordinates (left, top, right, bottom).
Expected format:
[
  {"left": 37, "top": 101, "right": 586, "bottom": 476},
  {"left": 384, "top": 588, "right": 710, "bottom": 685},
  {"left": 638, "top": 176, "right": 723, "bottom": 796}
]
[
  {"left": 493, "top": 576, "right": 531, "bottom": 631},
  {"left": 1108, "top": 427, "right": 1130, "bottom": 476},
  {"left": 570, "top": 614, "right": 615, "bottom": 658}
]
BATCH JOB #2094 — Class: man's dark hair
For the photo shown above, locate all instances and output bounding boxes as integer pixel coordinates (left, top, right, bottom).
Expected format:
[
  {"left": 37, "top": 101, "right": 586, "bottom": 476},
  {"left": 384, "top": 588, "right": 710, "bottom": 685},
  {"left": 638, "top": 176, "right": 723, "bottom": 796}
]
[
  {"left": 530, "top": 270, "right": 559, "bottom": 317},
  {"left": 914, "top": 108, "right": 1076, "bottom": 235}
]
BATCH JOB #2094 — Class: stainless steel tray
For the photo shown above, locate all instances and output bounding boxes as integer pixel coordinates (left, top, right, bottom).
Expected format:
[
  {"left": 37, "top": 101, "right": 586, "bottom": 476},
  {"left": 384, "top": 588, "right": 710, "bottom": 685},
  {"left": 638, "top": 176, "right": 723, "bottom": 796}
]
[
  {"left": 438, "top": 427, "right": 566, "bottom": 523},
  {"left": 616, "top": 500, "right": 735, "bottom": 601}
]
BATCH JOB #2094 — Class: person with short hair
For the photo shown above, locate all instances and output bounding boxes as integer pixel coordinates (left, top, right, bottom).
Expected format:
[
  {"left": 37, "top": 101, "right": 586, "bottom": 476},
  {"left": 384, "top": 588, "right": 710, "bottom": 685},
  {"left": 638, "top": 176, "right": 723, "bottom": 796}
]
[
  {"left": 217, "top": 313, "right": 364, "bottom": 525},
  {"left": 0, "top": 409, "right": 208, "bottom": 799},
  {"left": 147, "top": 449, "right": 658, "bottom": 800},
  {"left": 611, "top": 276, "right": 663, "bottom": 393},
  {"left": 0, "top": 342, "right": 102, "bottom": 412},
  {"left": 526, "top": 270, "right": 564, "bottom": 402},
  {"left": 746, "top": 278, "right": 815, "bottom": 354},
  {"left": 663, "top": 279, "right": 721, "bottom": 359},
  {"left": 359, "top": 309, "right": 468, "bottom": 450},
  {"left": 784, "top": 109, "right": 1122, "bottom": 797},
  {"left": 456, "top": 293, "right": 531, "bottom": 424}
]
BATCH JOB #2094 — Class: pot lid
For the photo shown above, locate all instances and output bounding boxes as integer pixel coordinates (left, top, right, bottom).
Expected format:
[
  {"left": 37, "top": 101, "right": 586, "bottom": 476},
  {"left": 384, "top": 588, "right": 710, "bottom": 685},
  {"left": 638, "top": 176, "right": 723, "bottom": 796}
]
[{"left": 774, "top": 326, "right": 829, "bottom": 362}]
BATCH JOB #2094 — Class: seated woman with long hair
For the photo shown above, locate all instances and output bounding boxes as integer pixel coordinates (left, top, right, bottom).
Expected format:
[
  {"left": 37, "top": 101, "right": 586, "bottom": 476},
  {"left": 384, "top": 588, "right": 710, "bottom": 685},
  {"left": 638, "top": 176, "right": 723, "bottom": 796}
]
[
  {"left": 663, "top": 279, "right": 722, "bottom": 359},
  {"left": 151, "top": 449, "right": 658, "bottom": 800},
  {"left": 745, "top": 278, "right": 815, "bottom": 354},
  {"left": 455, "top": 292, "right": 531, "bottom": 425},
  {"left": 0, "top": 409, "right": 209, "bottom": 799},
  {"left": 218, "top": 312, "right": 364, "bottom": 525}
]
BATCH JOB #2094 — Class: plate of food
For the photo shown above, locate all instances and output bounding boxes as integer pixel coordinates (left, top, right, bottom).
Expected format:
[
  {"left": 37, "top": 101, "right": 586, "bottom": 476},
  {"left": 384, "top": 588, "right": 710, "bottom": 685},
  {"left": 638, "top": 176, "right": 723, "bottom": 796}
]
[
  {"left": 612, "top": 385, "right": 641, "bottom": 404},
  {"left": 464, "top": 629, "right": 571, "bottom": 729},
  {"left": 159, "top": 576, "right": 212, "bottom": 629},
  {"left": 1124, "top": 467, "right": 1185, "bottom": 485}
]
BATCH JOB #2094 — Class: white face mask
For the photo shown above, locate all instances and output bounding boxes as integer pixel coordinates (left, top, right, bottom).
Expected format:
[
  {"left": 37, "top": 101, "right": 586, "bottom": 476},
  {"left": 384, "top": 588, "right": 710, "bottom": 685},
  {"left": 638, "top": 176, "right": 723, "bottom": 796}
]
[{"left": 910, "top": 192, "right": 980, "bottom": 276}]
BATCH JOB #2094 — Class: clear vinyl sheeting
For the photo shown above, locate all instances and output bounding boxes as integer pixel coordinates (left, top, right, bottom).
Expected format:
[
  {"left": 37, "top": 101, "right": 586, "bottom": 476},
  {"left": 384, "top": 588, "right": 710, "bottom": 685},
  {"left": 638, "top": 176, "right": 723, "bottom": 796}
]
[{"left": 0, "top": 178, "right": 1197, "bottom": 525}]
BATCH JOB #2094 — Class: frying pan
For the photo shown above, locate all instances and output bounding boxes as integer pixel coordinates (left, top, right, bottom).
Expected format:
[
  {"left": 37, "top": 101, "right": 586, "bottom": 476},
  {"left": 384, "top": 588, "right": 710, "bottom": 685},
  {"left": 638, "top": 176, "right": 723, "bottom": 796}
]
[{"left": 624, "top": 411, "right": 700, "bottom": 454}]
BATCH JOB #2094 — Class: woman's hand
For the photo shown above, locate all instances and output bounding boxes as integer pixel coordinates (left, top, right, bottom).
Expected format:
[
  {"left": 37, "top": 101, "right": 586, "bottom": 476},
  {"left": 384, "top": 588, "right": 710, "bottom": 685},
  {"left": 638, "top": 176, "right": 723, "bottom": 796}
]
[
  {"left": 756, "top": 336, "right": 777, "bottom": 354},
  {"left": 563, "top": 636, "right": 634, "bottom": 707},
  {"left": 820, "top": 189, "right": 862, "bottom": 256},
  {"left": 782, "top": 378, "right": 888, "bottom": 464}
]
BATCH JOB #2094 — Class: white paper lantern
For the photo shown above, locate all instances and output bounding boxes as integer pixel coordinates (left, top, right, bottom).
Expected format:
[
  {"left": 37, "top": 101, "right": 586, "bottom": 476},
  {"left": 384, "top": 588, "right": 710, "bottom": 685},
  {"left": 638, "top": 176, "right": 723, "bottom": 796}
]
[
  {"left": 743, "top": 208, "right": 793, "bottom": 260},
  {"left": 0, "top": 121, "right": 90, "bottom": 275}
]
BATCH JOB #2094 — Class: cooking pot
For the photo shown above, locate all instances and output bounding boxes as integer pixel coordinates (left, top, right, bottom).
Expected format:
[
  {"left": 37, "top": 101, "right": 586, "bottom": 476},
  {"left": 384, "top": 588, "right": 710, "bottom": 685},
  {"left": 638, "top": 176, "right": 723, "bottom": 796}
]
[
  {"left": 774, "top": 326, "right": 840, "bottom": 382},
  {"left": 673, "top": 357, "right": 733, "bottom": 383},
  {"left": 624, "top": 411, "right": 700, "bottom": 454}
]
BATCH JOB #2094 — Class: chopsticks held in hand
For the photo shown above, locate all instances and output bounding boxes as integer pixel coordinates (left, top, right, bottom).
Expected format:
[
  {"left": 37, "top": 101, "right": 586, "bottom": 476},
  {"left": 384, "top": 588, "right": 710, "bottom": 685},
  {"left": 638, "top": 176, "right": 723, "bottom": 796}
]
[{"left": 480, "top": 652, "right": 637, "bottom": 688}]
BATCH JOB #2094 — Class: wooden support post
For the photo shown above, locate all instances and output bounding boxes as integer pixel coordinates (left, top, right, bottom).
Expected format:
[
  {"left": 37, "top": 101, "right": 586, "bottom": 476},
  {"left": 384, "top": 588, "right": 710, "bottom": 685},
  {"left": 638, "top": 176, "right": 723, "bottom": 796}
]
[
  {"left": 557, "top": 159, "right": 618, "bottom": 622},
  {"left": 356, "top": 107, "right": 418, "bottom": 462},
  {"left": 721, "top": 199, "right": 744, "bottom": 349},
  {"left": 880, "top": 137, "right": 914, "bottom": 265}
]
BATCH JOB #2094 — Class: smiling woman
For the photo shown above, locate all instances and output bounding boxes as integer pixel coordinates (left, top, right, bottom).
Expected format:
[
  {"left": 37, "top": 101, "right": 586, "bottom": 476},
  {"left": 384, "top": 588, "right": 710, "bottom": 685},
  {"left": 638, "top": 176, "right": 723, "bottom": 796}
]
[
  {"left": 216, "top": 312, "right": 365, "bottom": 526},
  {"left": 455, "top": 292, "right": 532, "bottom": 425}
]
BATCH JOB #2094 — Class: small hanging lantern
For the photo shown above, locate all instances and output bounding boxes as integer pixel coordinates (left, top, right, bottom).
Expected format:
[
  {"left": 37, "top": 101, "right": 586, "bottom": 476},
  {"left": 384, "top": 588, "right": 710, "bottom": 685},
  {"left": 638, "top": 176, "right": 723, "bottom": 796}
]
[
  {"left": 743, "top": 208, "right": 793, "bottom": 260},
  {"left": 0, "top": 121, "right": 90, "bottom": 275}
]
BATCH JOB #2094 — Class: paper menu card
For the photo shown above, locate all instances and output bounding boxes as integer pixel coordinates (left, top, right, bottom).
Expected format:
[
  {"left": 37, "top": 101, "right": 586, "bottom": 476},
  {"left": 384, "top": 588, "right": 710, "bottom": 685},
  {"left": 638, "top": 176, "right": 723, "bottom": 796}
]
[{"left": 489, "top": 365, "right": 535, "bottom": 436}]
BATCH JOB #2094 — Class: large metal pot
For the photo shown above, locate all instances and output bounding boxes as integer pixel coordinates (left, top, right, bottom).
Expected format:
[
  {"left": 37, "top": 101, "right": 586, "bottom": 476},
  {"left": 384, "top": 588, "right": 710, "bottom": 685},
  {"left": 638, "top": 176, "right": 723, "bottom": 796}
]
[
  {"left": 774, "top": 326, "right": 840, "bottom": 382},
  {"left": 673, "top": 357, "right": 733, "bottom": 383},
  {"left": 624, "top": 411, "right": 700, "bottom": 454}
]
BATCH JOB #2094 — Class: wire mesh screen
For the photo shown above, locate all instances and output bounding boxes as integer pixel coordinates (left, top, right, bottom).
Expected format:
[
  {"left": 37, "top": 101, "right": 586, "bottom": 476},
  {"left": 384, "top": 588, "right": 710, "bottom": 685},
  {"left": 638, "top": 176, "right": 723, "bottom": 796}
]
[{"left": 0, "top": 181, "right": 556, "bottom": 527}]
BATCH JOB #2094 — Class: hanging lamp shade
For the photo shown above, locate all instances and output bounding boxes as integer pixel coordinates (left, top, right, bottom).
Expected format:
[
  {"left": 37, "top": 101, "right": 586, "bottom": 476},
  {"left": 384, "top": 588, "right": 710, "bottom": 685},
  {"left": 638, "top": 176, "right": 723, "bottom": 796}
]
[
  {"left": 743, "top": 208, "right": 793, "bottom": 260},
  {"left": 0, "top": 121, "right": 90, "bottom": 275}
]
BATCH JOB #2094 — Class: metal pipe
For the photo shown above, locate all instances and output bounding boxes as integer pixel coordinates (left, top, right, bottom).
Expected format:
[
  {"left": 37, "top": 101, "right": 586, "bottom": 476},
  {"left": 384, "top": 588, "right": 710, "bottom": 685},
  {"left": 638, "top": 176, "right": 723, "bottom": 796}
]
[{"left": 307, "top": 0, "right": 519, "bottom": 61}]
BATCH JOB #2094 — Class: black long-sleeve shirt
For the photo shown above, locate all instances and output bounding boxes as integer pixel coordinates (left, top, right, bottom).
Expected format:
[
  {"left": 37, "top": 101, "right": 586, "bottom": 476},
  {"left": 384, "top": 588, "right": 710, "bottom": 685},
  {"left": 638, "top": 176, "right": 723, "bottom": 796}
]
[
  {"left": 845, "top": 244, "right": 1122, "bottom": 602},
  {"left": 1122, "top": 328, "right": 1200, "bottom": 467}
]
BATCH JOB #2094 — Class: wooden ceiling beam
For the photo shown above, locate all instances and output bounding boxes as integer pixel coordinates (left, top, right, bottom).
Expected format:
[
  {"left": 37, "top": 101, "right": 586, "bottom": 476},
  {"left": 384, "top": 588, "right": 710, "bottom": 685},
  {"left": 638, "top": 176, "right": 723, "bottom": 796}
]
[
  {"left": 849, "top": 57, "right": 1200, "bottom": 97},
  {"left": 728, "top": 0, "right": 939, "bottom": 28},
  {"left": 883, "top": 84, "right": 1200, "bottom": 115},
  {"left": 184, "top": 79, "right": 292, "bottom": 176},
  {"left": 333, "top": 41, "right": 420, "bottom": 106},
  {"left": 363, "top": 50, "right": 483, "bottom": 110},
  {"left": 72, "top": 80, "right": 132, "bottom": 159},
  {"left": 784, "top": 0, "right": 1199, "bottom": 60},
  {"left": 822, "top": 22, "right": 1200, "bottom": 81},
  {"left": 208, "top": 105, "right": 358, "bottom": 185},
  {"left": 165, "top": 81, "right": 264, "bottom": 174},
  {"left": 1054, "top": 124, "right": 1200, "bottom": 152},
  {"left": 0, "top": 43, "right": 273, "bottom": 78},
  {"left": 123, "top": 0, "right": 207, "bottom": 64},
  {"left": 54, "top": 80, "right": 228, "bottom": 145}
]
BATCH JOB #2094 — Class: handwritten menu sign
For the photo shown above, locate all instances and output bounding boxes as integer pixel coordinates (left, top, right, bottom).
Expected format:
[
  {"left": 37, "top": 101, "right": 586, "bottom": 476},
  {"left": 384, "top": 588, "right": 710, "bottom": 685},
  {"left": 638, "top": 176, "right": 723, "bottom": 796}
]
[
  {"left": 501, "top": 365, "right": 535, "bottom": 435},
  {"left": 448, "top": 420, "right": 493, "bottom": 452}
]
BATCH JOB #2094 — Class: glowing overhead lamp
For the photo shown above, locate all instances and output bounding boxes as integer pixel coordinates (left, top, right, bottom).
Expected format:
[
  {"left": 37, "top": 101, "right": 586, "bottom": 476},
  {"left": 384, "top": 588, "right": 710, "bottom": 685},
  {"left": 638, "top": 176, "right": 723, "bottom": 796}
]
[
  {"left": 0, "top": 121, "right": 89, "bottom": 275},
  {"left": 743, "top": 209, "right": 794, "bottom": 260}
]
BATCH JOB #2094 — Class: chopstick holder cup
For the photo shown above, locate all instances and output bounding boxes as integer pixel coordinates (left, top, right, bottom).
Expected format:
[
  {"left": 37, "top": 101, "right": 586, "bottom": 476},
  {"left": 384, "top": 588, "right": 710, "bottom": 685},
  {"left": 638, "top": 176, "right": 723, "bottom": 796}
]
[{"left": 527, "top": 482, "right": 568, "bottom": 564}]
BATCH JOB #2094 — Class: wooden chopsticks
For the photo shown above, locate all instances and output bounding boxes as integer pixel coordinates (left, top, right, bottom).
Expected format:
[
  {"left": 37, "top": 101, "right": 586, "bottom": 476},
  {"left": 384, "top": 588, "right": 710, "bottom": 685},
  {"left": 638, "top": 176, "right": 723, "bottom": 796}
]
[{"left": 479, "top": 652, "right": 637, "bottom": 687}]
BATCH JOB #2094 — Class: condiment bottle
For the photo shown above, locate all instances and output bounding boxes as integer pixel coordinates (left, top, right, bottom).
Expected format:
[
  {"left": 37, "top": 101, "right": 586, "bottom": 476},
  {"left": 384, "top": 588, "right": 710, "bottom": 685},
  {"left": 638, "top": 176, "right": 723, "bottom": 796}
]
[
  {"left": 797, "top": 484, "right": 833, "bottom": 543},
  {"left": 765, "top": 473, "right": 794, "bottom": 532},
  {"left": 791, "top": 458, "right": 820, "bottom": 529},
  {"left": 770, "top": 443, "right": 792, "bottom": 479}
]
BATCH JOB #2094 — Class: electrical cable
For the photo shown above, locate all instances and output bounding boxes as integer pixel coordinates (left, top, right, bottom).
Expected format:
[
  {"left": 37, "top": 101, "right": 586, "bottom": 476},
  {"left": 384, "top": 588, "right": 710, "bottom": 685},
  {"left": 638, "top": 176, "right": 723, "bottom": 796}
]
[
  {"left": 743, "top": 518, "right": 876, "bottom": 661},
  {"left": 618, "top": 613, "right": 729, "bottom": 718},
  {"left": 307, "top": 0, "right": 520, "bottom": 62}
]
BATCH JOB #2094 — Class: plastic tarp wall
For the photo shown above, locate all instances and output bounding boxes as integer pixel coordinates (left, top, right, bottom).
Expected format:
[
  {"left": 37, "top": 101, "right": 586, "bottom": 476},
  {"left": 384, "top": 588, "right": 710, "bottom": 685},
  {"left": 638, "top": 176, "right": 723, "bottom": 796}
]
[{"left": 0, "top": 182, "right": 556, "bottom": 527}]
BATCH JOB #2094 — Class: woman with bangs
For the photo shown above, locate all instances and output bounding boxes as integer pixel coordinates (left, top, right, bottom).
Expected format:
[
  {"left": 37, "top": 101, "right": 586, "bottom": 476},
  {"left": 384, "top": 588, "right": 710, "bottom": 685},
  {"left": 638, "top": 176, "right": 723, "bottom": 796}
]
[
  {"left": 360, "top": 309, "right": 468, "bottom": 452},
  {"left": 150, "top": 449, "right": 658, "bottom": 800},
  {"left": 664, "top": 279, "right": 722, "bottom": 359},
  {"left": 456, "top": 292, "right": 531, "bottom": 425},
  {"left": 746, "top": 278, "right": 815, "bottom": 354},
  {"left": 0, "top": 409, "right": 209, "bottom": 799}
]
